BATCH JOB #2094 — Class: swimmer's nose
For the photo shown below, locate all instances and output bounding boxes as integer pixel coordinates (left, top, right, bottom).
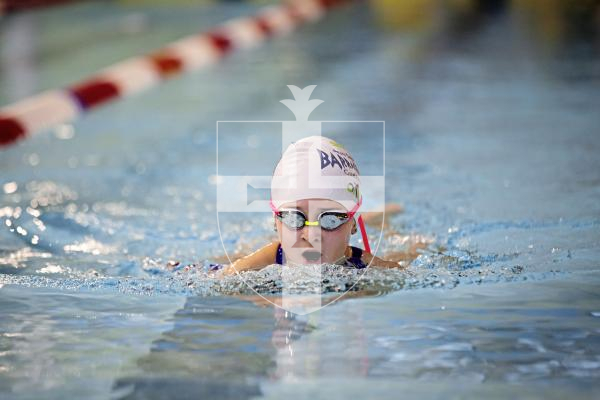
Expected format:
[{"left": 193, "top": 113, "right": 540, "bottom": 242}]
[
  {"left": 288, "top": 225, "right": 321, "bottom": 249},
  {"left": 300, "top": 224, "right": 322, "bottom": 248}
]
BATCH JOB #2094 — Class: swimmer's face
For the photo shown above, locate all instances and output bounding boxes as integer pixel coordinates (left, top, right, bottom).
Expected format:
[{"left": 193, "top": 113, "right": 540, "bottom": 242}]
[{"left": 275, "top": 198, "right": 354, "bottom": 265}]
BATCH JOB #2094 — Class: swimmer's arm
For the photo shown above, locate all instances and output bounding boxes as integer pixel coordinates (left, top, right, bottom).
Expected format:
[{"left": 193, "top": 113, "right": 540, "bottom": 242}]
[
  {"left": 362, "top": 251, "right": 406, "bottom": 269},
  {"left": 361, "top": 237, "right": 430, "bottom": 268},
  {"left": 221, "top": 241, "right": 279, "bottom": 276}
]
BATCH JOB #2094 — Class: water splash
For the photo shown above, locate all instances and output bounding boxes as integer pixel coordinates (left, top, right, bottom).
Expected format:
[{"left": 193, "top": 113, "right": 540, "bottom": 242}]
[{"left": 0, "top": 253, "right": 542, "bottom": 298}]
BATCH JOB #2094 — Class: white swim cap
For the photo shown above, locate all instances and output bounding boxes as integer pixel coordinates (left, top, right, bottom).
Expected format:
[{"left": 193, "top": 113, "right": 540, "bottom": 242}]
[{"left": 271, "top": 136, "right": 361, "bottom": 211}]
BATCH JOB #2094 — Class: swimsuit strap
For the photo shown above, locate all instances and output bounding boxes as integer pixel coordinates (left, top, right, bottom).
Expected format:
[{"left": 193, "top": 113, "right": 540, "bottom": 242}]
[
  {"left": 347, "top": 246, "right": 367, "bottom": 269},
  {"left": 276, "top": 243, "right": 283, "bottom": 265},
  {"left": 350, "top": 246, "right": 363, "bottom": 259}
]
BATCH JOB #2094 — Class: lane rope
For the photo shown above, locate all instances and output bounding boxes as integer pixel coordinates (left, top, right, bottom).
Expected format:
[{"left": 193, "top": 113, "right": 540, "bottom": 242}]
[
  {"left": 0, "top": 0, "right": 352, "bottom": 147},
  {"left": 0, "top": 0, "right": 80, "bottom": 16}
]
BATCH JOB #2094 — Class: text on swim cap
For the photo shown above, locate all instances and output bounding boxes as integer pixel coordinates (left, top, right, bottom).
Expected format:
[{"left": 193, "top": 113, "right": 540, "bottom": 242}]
[{"left": 317, "top": 149, "right": 358, "bottom": 175}]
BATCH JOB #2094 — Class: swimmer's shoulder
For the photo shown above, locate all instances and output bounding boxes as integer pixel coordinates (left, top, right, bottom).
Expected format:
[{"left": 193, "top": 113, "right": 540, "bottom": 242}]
[{"left": 222, "top": 241, "right": 279, "bottom": 276}]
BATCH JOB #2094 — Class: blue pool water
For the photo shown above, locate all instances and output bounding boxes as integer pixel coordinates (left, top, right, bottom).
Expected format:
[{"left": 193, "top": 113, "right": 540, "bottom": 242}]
[{"left": 1, "top": 1, "right": 600, "bottom": 398}]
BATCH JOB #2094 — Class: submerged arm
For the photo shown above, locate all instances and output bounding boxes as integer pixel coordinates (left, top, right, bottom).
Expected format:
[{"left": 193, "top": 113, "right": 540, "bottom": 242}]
[{"left": 360, "top": 203, "right": 430, "bottom": 267}]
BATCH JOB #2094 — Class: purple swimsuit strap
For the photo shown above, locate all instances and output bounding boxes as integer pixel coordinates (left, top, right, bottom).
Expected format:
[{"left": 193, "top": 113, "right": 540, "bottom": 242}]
[{"left": 276, "top": 243, "right": 284, "bottom": 265}]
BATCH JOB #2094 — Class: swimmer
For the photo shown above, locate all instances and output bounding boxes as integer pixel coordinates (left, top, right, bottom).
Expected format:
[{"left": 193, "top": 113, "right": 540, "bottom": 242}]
[{"left": 219, "top": 136, "right": 422, "bottom": 276}]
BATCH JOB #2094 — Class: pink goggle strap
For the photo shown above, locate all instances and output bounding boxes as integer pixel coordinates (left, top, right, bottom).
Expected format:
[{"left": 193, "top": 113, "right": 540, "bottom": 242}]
[
  {"left": 347, "top": 198, "right": 370, "bottom": 254},
  {"left": 357, "top": 214, "right": 371, "bottom": 254}
]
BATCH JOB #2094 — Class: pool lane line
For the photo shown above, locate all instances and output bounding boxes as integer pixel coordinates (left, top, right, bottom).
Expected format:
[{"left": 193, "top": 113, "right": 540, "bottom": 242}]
[{"left": 0, "top": 0, "right": 353, "bottom": 148}]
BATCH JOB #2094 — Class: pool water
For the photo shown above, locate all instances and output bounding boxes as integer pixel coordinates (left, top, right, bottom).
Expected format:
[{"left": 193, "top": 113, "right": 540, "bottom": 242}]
[{"left": 1, "top": 1, "right": 600, "bottom": 399}]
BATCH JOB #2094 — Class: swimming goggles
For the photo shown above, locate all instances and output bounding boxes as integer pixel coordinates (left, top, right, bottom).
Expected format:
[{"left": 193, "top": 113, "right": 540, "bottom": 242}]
[
  {"left": 269, "top": 200, "right": 361, "bottom": 231},
  {"left": 269, "top": 199, "right": 371, "bottom": 254}
]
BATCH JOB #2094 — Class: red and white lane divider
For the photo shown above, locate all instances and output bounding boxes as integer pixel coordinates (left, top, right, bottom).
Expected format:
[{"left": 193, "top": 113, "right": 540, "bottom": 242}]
[
  {"left": 0, "top": 0, "right": 80, "bottom": 16},
  {"left": 0, "top": 0, "right": 352, "bottom": 147}
]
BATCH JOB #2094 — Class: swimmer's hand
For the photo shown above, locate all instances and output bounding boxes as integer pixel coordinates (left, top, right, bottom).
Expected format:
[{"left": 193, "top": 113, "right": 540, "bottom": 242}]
[
  {"left": 221, "top": 241, "right": 280, "bottom": 276},
  {"left": 382, "top": 235, "right": 431, "bottom": 264},
  {"left": 362, "top": 251, "right": 407, "bottom": 269}
]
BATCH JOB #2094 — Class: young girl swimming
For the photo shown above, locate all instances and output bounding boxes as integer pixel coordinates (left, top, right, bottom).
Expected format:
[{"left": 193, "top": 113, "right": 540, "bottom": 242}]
[{"left": 220, "top": 135, "right": 404, "bottom": 276}]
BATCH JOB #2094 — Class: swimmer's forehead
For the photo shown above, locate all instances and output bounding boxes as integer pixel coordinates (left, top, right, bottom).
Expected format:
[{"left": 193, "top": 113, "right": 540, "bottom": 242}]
[{"left": 279, "top": 198, "right": 347, "bottom": 212}]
